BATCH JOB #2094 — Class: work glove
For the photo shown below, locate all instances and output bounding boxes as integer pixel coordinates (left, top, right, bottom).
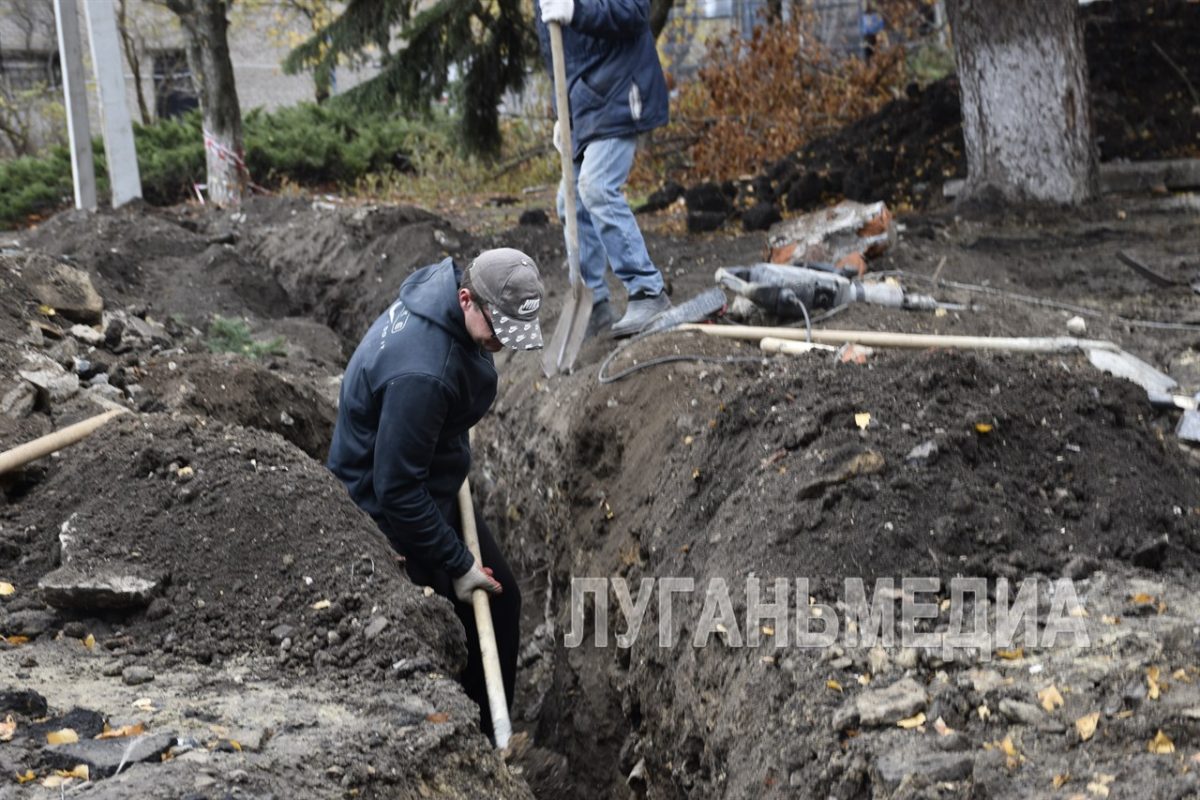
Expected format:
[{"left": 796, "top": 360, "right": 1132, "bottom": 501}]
[
  {"left": 552, "top": 120, "right": 562, "bottom": 155},
  {"left": 540, "top": 0, "right": 574, "bottom": 25},
  {"left": 452, "top": 555, "right": 503, "bottom": 602}
]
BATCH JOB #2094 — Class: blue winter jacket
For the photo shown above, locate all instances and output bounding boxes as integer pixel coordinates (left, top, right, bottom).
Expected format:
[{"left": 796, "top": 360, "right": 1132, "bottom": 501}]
[
  {"left": 536, "top": 0, "right": 669, "bottom": 161},
  {"left": 327, "top": 259, "right": 496, "bottom": 578}
]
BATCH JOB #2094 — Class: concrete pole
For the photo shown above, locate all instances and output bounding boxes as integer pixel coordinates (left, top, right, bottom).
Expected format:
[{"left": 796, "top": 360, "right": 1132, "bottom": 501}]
[
  {"left": 53, "top": 0, "right": 96, "bottom": 211},
  {"left": 82, "top": 0, "right": 142, "bottom": 207}
]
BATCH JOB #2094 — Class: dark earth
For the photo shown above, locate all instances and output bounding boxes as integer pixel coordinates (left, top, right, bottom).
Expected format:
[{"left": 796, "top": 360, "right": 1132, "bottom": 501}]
[{"left": 1, "top": 3, "right": 1200, "bottom": 794}]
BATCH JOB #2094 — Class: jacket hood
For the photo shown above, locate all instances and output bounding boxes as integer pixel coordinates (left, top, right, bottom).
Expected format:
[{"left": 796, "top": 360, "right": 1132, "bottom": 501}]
[{"left": 397, "top": 259, "right": 472, "bottom": 346}]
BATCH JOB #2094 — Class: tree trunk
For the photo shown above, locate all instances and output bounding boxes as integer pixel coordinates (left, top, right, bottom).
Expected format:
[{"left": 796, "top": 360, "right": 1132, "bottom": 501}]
[
  {"left": 946, "top": 0, "right": 1097, "bottom": 204},
  {"left": 166, "top": 0, "right": 245, "bottom": 206},
  {"left": 116, "top": 0, "right": 151, "bottom": 123}
]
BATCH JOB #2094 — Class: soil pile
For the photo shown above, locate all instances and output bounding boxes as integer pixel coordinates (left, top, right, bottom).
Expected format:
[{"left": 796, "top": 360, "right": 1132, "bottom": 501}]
[{"left": 673, "top": 0, "right": 1200, "bottom": 228}]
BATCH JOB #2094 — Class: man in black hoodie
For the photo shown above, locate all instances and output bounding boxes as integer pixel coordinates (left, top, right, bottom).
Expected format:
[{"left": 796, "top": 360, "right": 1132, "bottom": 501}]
[{"left": 327, "top": 248, "right": 544, "bottom": 737}]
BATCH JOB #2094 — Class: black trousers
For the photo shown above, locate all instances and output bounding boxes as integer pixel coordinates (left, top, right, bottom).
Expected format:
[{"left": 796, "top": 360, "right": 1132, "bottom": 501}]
[{"left": 402, "top": 502, "right": 521, "bottom": 740}]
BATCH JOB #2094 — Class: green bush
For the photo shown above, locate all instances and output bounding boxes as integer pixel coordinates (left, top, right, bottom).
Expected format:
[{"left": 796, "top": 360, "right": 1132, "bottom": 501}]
[
  {"left": 205, "top": 315, "right": 287, "bottom": 359},
  {"left": 0, "top": 104, "right": 456, "bottom": 228}
]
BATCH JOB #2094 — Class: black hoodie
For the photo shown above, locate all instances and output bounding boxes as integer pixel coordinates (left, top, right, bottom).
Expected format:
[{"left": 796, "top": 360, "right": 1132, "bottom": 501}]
[{"left": 327, "top": 259, "right": 496, "bottom": 578}]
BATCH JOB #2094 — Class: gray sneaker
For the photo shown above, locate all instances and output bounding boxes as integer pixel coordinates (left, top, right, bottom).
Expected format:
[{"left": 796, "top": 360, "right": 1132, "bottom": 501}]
[
  {"left": 611, "top": 291, "right": 671, "bottom": 338},
  {"left": 585, "top": 299, "right": 615, "bottom": 340}
]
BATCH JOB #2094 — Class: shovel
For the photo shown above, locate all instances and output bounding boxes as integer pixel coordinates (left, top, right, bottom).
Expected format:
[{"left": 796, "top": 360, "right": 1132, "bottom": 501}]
[{"left": 541, "top": 21, "right": 592, "bottom": 377}]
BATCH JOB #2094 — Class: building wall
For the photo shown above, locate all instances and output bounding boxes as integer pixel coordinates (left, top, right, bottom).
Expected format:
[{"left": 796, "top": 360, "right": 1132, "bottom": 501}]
[{"left": 0, "top": 0, "right": 378, "bottom": 156}]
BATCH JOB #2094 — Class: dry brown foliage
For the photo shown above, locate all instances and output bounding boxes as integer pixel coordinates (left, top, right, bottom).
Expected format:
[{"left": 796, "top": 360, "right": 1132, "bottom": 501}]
[{"left": 634, "top": 1, "right": 929, "bottom": 188}]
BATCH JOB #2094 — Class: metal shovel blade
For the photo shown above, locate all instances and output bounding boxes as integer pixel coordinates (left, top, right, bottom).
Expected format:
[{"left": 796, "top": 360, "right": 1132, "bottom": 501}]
[{"left": 542, "top": 279, "right": 592, "bottom": 377}]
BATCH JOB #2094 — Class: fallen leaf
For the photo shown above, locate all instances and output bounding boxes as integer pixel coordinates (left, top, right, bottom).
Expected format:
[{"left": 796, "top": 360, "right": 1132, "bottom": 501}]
[
  {"left": 0, "top": 582, "right": 14, "bottom": 596},
  {"left": 2, "top": 635, "right": 29, "bottom": 646},
  {"left": 854, "top": 412, "right": 871, "bottom": 430},
  {"left": 426, "top": 712, "right": 450, "bottom": 724},
  {"left": 42, "top": 775, "right": 67, "bottom": 788},
  {"left": 0, "top": 715, "right": 15, "bottom": 742},
  {"left": 996, "top": 647, "right": 1024, "bottom": 660},
  {"left": 1076, "top": 712, "right": 1099, "bottom": 742},
  {"left": 826, "top": 679, "right": 843, "bottom": 693},
  {"left": 978, "top": 704, "right": 991, "bottom": 721},
  {"left": 897, "top": 712, "right": 925, "bottom": 729},
  {"left": 1148, "top": 729, "right": 1175, "bottom": 755},
  {"left": 56, "top": 765, "right": 89, "bottom": 780},
  {"left": 1053, "top": 773, "right": 1071, "bottom": 788},
  {"left": 83, "top": 633, "right": 95, "bottom": 649},
  {"left": 1147, "top": 666, "right": 1162, "bottom": 700},
  {"left": 856, "top": 674, "right": 871, "bottom": 686},
  {"left": 934, "top": 716, "right": 955, "bottom": 736},
  {"left": 974, "top": 422, "right": 994, "bottom": 434},
  {"left": 691, "top": 468, "right": 701, "bottom": 481},
  {"left": 1131, "top": 593, "right": 1155, "bottom": 605},
  {"left": 683, "top": 435, "right": 694, "bottom": 445},
  {"left": 97, "top": 722, "right": 145, "bottom": 739},
  {"left": 1172, "top": 669, "right": 1191, "bottom": 683},
  {"left": 310, "top": 599, "right": 331, "bottom": 610},
  {"left": 1038, "top": 685, "right": 1065, "bottom": 712},
  {"left": 38, "top": 304, "right": 56, "bottom": 317},
  {"left": 761, "top": 625, "right": 774, "bottom": 637},
  {"left": 1101, "top": 615, "right": 1121, "bottom": 625},
  {"left": 1087, "top": 783, "right": 1110, "bottom": 798},
  {"left": 46, "top": 728, "right": 79, "bottom": 745},
  {"left": 16, "top": 770, "right": 35, "bottom": 784}
]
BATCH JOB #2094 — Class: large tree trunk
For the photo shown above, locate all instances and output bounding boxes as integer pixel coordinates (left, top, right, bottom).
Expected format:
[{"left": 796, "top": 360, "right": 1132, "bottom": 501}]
[
  {"left": 946, "top": 0, "right": 1097, "bottom": 204},
  {"left": 165, "top": 0, "right": 245, "bottom": 207}
]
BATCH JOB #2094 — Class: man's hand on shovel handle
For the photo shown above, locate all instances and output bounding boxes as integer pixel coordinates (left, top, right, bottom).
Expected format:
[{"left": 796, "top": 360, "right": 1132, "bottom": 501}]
[{"left": 453, "top": 557, "right": 503, "bottom": 602}]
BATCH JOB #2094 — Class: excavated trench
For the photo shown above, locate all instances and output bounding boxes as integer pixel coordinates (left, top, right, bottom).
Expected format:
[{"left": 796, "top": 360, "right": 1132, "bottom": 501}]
[{"left": 7, "top": 197, "right": 1200, "bottom": 799}]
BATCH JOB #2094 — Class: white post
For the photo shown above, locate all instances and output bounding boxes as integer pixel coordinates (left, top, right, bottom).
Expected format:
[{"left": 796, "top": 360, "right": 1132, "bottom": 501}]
[
  {"left": 82, "top": 0, "right": 142, "bottom": 207},
  {"left": 53, "top": 0, "right": 96, "bottom": 211}
]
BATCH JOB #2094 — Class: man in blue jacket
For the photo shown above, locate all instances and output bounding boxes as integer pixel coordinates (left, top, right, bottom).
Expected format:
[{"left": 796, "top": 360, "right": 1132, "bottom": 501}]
[
  {"left": 537, "top": 0, "right": 672, "bottom": 338},
  {"left": 327, "top": 248, "right": 544, "bottom": 739}
]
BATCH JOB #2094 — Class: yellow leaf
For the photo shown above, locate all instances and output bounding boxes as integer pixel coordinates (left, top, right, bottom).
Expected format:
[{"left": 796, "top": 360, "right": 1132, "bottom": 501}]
[
  {"left": 96, "top": 722, "right": 145, "bottom": 739},
  {"left": 974, "top": 422, "right": 994, "bottom": 434},
  {"left": 56, "top": 765, "right": 89, "bottom": 780},
  {"left": 691, "top": 468, "right": 701, "bottom": 480},
  {"left": 2, "top": 635, "right": 29, "bottom": 646},
  {"left": 38, "top": 304, "right": 56, "bottom": 317},
  {"left": 227, "top": 739, "right": 242, "bottom": 751},
  {"left": 1172, "top": 669, "right": 1191, "bottom": 683},
  {"left": 761, "top": 625, "right": 774, "bottom": 636},
  {"left": 0, "top": 582, "right": 14, "bottom": 596},
  {"left": 1053, "top": 773, "right": 1071, "bottom": 788},
  {"left": 0, "top": 715, "right": 15, "bottom": 742},
  {"left": 1101, "top": 615, "right": 1121, "bottom": 625},
  {"left": 857, "top": 674, "right": 871, "bottom": 686},
  {"left": 1038, "top": 685, "right": 1065, "bottom": 712},
  {"left": 897, "top": 712, "right": 925, "bottom": 729},
  {"left": 1131, "top": 593, "right": 1155, "bottom": 605},
  {"left": 46, "top": 728, "right": 79, "bottom": 745},
  {"left": 826, "top": 679, "right": 843, "bottom": 693},
  {"left": 1148, "top": 730, "right": 1175, "bottom": 755},
  {"left": 1147, "top": 666, "right": 1162, "bottom": 700},
  {"left": 854, "top": 412, "right": 871, "bottom": 430},
  {"left": 83, "top": 633, "right": 95, "bottom": 649},
  {"left": 999, "top": 736, "right": 1018, "bottom": 758},
  {"left": 1076, "top": 712, "right": 1099, "bottom": 742},
  {"left": 1087, "top": 783, "right": 1110, "bottom": 798},
  {"left": 16, "top": 770, "right": 35, "bottom": 784},
  {"left": 996, "top": 647, "right": 1024, "bottom": 660},
  {"left": 310, "top": 599, "right": 331, "bottom": 610}
]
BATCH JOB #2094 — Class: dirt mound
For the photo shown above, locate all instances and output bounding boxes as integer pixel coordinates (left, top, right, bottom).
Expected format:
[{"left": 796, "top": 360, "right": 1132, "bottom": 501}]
[
  {"left": 673, "top": 0, "right": 1200, "bottom": 227},
  {"left": 5, "top": 414, "right": 466, "bottom": 678}
]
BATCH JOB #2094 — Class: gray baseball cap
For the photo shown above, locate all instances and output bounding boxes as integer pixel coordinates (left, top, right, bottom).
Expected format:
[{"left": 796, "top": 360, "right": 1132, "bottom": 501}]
[{"left": 467, "top": 248, "right": 545, "bottom": 351}]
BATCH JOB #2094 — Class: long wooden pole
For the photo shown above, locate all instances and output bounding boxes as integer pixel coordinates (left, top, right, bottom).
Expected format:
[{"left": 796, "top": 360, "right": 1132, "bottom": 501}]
[
  {"left": 0, "top": 408, "right": 127, "bottom": 476},
  {"left": 679, "top": 323, "right": 1122, "bottom": 354},
  {"left": 456, "top": 477, "right": 512, "bottom": 750}
]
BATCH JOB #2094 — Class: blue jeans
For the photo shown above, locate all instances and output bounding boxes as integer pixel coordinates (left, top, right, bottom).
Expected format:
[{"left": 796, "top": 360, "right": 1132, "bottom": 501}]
[{"left": 557, "top": 136, "right": 664, "bottom": 304}]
